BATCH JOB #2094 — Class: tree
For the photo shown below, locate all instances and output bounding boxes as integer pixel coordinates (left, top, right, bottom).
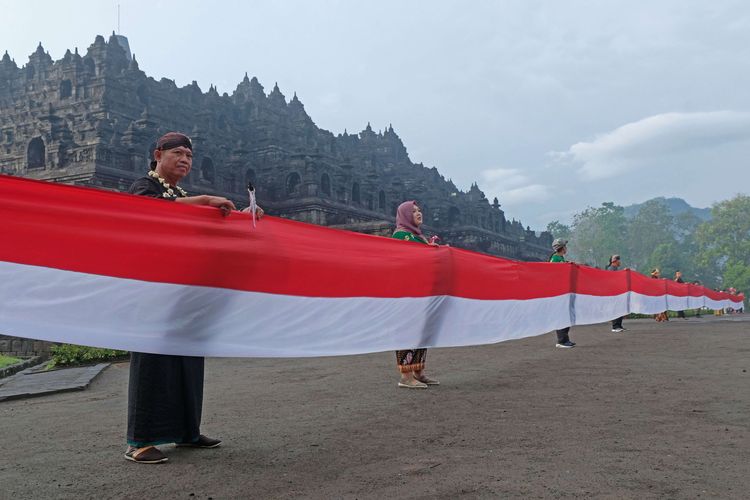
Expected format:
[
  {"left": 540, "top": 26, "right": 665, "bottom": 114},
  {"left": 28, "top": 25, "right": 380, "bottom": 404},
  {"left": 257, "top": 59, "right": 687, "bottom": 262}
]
[
  {"left": 695, "top": 195, "right": 750, "bottom": 291},
  {"left": 695, "top": 195, "right": 750, "bottom": 266},
  {"left": 546, "top": 220, "right": 571, "bottom": 241},
  {"left": 627, "top": 199, "right": 677, "bottom": 272},
  {"left": 546, "top": 195, "right": 747, "bottom": 290},
  {"left": 569, "top": 202, "right": 627, "bottom": 267},
  {"left": 723, "top": 261, "right": 750, "bottom": 307},
  {"left": 647, "top": 242, "right": 683, "bottom": 278},
  {"left": 673, "top": 211, "right": 703, "bottom": 241}
]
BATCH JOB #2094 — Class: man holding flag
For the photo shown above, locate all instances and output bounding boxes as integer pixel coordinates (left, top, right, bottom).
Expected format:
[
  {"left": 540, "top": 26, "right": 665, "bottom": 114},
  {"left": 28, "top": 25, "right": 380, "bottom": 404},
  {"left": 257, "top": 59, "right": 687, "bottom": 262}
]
[{"left": 125, "top": 132, "right": 238, "bottom": 464}]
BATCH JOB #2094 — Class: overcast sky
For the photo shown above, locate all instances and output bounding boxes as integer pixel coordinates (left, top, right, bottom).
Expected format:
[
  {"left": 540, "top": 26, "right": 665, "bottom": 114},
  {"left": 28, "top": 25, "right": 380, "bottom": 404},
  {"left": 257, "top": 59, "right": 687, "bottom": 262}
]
[{"left": 3, "top": 0, "right": 749, "bottom": 228}]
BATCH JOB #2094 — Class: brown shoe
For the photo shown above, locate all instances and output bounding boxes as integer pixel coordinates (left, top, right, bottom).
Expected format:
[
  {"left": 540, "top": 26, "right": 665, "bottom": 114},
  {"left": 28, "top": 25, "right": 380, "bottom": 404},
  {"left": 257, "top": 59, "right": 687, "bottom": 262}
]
[
  {"left": 415, "top": 376, "right": 440, "bottom": 385},
  {"left": 124, "top": 446, "right": 168, "bottom": 464},
  {"left": 176, "top": 435, "right": 222, "bottom": 448}
]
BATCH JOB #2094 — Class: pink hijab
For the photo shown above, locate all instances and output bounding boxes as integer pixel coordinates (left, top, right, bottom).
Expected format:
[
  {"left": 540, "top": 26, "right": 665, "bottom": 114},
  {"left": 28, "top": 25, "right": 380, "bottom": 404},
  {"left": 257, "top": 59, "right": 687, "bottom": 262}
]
[{"left": 394, "top": 200, "right": 426, "bottom": 240}]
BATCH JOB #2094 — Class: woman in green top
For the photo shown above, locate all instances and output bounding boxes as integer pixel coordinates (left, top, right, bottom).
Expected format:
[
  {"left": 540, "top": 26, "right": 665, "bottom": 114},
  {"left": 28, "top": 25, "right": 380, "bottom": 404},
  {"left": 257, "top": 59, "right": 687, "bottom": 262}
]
[
  {"left": 392, "top": 200, "right": 440, "bottom": 389},
  {"left": 550, "top": 238, "right": 576, "bottom": 348}
]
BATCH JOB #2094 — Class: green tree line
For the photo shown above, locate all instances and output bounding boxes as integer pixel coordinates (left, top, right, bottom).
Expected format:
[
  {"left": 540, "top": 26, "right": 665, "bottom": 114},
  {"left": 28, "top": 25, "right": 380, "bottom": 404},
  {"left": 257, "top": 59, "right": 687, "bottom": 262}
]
[{"left": 546, "top": 195, "right": 750, "bottom": 303}]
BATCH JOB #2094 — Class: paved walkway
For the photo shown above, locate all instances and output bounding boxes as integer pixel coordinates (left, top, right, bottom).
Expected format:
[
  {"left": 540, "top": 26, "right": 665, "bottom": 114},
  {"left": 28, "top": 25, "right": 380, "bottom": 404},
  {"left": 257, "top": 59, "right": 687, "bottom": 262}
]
[
  {"left": 1, "top": 316, "right": 748, "bottom": 499},
  {"left": 0, "top": 363, "right": 109, "bottom": 402}
]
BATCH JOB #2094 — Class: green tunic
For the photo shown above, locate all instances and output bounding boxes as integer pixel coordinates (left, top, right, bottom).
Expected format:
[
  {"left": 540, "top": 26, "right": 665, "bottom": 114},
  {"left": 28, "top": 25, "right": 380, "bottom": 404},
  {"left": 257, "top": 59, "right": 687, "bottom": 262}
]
[
  {"left": 392, "top": 230, "right": 427, "bottom": 244},
  {"left": 549, "top": 254, "right": 566, "bottom": 263}
]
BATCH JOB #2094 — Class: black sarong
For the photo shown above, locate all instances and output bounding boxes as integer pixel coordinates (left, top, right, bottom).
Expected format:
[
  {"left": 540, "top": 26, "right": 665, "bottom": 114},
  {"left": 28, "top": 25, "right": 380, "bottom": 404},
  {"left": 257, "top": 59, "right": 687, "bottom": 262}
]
[
  {"left": 127, "top": 353, "right": 204, "bottom": 447},
  {"left": 125, "top": 176, "right": 206, "bottom": 447}
]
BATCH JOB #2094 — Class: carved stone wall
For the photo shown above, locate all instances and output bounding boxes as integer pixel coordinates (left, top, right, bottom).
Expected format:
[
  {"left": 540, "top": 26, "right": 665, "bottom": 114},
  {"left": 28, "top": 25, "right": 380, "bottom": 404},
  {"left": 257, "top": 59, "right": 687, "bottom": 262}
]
[
  {"left": 0, "top": 34, "right": 553, "bottom": 260},
  {"left": 0, "top": 335, "right": 53, "bottom": 357}
]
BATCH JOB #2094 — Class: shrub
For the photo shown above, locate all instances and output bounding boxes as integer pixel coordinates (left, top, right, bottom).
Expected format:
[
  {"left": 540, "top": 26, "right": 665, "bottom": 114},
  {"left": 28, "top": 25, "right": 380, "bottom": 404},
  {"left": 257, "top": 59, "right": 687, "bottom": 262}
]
[{"left": 48, "top": 344, "right": 128, "bottom": 368}]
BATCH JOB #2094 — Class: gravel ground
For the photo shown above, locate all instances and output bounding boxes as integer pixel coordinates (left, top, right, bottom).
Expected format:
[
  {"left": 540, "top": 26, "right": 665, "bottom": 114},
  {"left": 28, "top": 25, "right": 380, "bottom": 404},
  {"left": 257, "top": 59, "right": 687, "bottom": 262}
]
[{"left": 1, "top": 315, "right": 748, "bottom": 499}]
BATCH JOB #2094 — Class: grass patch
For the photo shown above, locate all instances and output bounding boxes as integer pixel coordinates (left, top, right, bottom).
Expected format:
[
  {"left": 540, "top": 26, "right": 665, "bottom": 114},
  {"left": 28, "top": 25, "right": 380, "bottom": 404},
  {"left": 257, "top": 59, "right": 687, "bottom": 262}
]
[
  {"left": 0, "top": 355, "right": 22, "bottom": 369},
  {"left": 48, "top": 344, "right": 128, "bottom": 369}
]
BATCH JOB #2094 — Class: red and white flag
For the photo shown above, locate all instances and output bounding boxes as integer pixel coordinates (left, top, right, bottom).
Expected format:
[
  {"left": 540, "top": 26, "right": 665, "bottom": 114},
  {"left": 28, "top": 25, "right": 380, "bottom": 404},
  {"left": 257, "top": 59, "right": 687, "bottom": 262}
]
[{"left": 0, "top": 175, "right": 743, "bottom": 357}]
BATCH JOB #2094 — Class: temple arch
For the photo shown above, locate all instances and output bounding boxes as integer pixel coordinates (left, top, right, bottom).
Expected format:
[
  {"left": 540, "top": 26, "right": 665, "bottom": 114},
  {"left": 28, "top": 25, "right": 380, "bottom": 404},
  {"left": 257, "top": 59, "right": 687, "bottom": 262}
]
[
  {"left": 448, "top": 206, "right": 461, "bottom": 226},
  {"left": 83, "top": 58, "right": 95, "bottom": 75},
  {"left": 201, "top": 157, "right": 215, "bottom": 182},
  {"left": 27, "top": 137, "right": 45, "bottom": 169},
  {"left": 320, "top": 173, "right": 331, "bottom": 196},
  {"left": 286, "top": 172, "right": 301, "bottom": 195},
  {"left": 59, "top": 79, "right": 72, "bottom": 99}
]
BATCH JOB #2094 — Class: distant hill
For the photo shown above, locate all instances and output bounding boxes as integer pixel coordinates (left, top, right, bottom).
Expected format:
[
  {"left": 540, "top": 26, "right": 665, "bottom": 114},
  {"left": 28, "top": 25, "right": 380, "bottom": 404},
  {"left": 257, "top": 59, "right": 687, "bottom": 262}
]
[{"left": 623, "top": 197, "right": 711, "bottom": 221}]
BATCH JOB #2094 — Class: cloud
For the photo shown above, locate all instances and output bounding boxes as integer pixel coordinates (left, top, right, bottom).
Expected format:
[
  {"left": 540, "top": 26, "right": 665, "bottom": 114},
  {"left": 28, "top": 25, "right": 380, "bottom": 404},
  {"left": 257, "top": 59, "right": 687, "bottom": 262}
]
[
  {"left": 501, "top": 184, "right": 552, "bottom": 205},
  {"left": 480, "top": 168, "right": 552, "bottom": 206},
  {"left": 553, "top": 111, "right": 750, "bottom": 180},
  {"left": 480, "top": 167, "right": 529, "bottom": 188}
]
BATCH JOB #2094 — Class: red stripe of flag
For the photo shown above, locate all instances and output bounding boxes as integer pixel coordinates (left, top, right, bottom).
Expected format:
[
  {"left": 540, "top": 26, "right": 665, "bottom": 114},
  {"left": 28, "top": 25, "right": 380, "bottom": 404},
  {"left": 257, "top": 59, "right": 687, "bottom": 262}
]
[{"left": 0, "top": 175, "right": 743, "bottom": 304}]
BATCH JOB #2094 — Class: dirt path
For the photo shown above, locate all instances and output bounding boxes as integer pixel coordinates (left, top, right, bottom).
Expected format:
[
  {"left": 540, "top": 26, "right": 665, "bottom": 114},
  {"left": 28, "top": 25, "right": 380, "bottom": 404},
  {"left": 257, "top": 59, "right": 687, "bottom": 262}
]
[{"left": 1, "top": 316, "right": 748, "bottom": 499}]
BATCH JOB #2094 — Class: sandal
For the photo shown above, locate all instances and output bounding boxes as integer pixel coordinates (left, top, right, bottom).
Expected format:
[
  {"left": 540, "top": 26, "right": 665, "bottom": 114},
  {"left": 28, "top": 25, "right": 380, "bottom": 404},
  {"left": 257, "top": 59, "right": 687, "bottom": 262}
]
[
  {"left": 415, "top": 376, "right": 440, "bottom": 385},
  {"left": 124, "top": 446, "right": 168, "bottom": 464},
  {"left": 398, "top": 380, "right": 428, "bottom": 389}
]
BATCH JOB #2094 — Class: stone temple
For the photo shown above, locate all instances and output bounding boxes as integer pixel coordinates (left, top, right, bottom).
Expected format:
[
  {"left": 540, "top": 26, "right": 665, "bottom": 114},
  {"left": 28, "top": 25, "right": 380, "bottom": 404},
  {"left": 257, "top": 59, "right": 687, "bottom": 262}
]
[{"left": 0, "top": 34, "right": 552, "bottom": 260}]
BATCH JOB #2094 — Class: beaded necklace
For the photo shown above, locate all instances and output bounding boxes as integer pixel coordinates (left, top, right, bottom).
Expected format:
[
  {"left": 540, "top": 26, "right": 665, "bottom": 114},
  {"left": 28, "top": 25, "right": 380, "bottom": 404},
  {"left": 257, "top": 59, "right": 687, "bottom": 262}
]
[{"left": 148, "top": 170, "right": 188, "bottom": 199}]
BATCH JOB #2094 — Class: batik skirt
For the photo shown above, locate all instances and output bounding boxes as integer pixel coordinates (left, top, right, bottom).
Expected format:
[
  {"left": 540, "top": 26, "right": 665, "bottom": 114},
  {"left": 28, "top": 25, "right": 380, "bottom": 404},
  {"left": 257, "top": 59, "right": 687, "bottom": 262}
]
[{"left": 396, "top": 349, "right": 427, "bottom": 373}]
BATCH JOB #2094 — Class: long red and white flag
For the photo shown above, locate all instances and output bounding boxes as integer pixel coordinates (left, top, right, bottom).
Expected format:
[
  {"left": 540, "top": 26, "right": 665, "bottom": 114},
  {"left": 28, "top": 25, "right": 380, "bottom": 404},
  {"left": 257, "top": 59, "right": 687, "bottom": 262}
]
[{"left": 0, "top": 175, "right": 743, "bottom": 357}]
